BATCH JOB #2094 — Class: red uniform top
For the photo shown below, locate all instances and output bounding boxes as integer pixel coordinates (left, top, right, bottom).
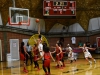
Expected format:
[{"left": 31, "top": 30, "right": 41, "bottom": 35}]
[
  {"left": 56, "top": 47, "right": 60, "bottom": 54},
  {"left": 33, "top": 47, "right": 39, "bottom": 61},
  {"left": 56, "top": 46, "right": 63, "bottom": 60},
  {"left": 44, "top": 52, "right": 51, "bottom": 67},
  {"left": 56, "top": 47, "right": 60, "bottom": 61},
  {"left": 44, "top": 52, "right": 51, "bottom": 60},
  {"left": 33, "top": 48, "right": 38, "bottom": 56},
  {"left": 20, "top": 46, "right": 26, "bottom": 61}
]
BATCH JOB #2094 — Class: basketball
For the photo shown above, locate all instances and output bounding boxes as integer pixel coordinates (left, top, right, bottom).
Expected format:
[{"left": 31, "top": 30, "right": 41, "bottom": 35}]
[{"left": 35, "top": 19, "right": 39, "bottom": 23}]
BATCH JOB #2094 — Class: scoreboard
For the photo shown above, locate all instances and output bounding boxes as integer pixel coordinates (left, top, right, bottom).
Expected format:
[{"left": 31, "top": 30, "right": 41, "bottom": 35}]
[{"left": 43, "top": 0, "right": 76, "bottom": 19}]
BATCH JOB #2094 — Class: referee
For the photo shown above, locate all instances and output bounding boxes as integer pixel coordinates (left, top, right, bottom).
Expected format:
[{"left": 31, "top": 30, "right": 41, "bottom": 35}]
[{"left": 26, "top": 43, "right": 33, "bottom": 65}]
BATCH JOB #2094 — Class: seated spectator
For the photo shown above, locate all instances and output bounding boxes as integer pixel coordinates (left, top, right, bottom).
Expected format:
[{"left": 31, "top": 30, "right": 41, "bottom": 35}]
[
  {"left": 86, "top": 42, "right": 92, "bottom": 47},
  {"left": 78, "top": 40, "right": 83, "bottom": 47},
  {"left": 92, "top": 43, "right": 97, "bottom": 48}
]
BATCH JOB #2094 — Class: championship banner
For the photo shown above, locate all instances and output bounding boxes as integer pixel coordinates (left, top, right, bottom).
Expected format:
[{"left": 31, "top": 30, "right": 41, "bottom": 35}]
[{"left": 97, "top": 37, "right": 100, "bottom": 47}]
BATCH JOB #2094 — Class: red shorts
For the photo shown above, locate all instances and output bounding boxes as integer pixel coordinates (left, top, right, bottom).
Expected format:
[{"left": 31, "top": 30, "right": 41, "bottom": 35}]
[
  {"left": 56, "top": 55, "right": 60, "bottom": 61},
  {"left": 56, "top": 53, "right": 63, "bottom": 61},
  {"left": 20, "top": 53, "right": 25, "bottom": 61},
  {"left": 59, "top": 53, "right": 63, "bottom": 60},
  {"left": 44, "top": 60, "right": 50, "bottom": 67}
]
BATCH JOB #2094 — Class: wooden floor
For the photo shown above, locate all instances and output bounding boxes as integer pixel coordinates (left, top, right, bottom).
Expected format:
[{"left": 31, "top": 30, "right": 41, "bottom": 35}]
[{"left": 0, "top": 59, "right": 100, "bottom": 75}]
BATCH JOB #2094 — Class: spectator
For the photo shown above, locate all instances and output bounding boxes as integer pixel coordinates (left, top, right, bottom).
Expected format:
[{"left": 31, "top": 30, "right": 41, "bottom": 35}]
[
  {"left": 26, "top": 42, "right": 33, "bottom": 65},
  {"left": 78, "top": 40, "right": 83, "bottom": 47}
]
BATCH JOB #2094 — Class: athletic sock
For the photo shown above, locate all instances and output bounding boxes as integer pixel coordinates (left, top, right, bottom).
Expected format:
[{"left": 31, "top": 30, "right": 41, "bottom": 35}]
[
  {"left": 63, "top": 63, "right": 65, "bottom": 67},
  {"left": 94, "top": 59, "right": 96, "bottom": 63},
  {"left": 89, "top": 61, "right": 92, "bottom": 64},
  {"left": 70, "top": 60, "right": 73, "bottom": 63}
]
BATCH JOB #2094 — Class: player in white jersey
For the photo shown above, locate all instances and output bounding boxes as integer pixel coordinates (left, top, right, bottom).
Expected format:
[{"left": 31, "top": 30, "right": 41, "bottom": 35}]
[
  {"left": 67, "top": 44, "right": 74, "bottom": 63},
  {"left": 33, "top": 34, "right": 43, "bottom": 60},
  {"left": 79, "top": 43, "right": 96, "bottom": 64},
  {"left": 37, "top": 35, "right": 43, "bottom": 59}
]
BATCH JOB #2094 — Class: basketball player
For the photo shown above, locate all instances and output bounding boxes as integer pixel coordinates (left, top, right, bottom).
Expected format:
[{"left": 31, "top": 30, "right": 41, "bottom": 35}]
[
  {"left": 33, "top": 21, "right": 43, "bottom": 59},
  {"left": 26, "top": 43, "right": 33, "bottom": 65},
  {"left": 37, "top": 46, "right": 55, "bottom": 75},
  {"left": 20, "top": 42, "right": 30, "bottom": 73},
  {"left": 51, "top": 43, "right": 64, "bottom": 68},
  {"left": 57, "top": 43, "right": 64, "bottom": 68},
  {"left": 37, "top": 20, "right": 43, "bottom": 58},
  {"left": 37, "top": 35, "right": 44, "bottom": 58},
  {"left": 67, "top": 44, "right": 74, "bottom": 63},
  {"left": 32, "top": 44, "right": 40, "bottom": 70},
  {"left": 79, "top": 43, "right": 96, "bottom": 64}
]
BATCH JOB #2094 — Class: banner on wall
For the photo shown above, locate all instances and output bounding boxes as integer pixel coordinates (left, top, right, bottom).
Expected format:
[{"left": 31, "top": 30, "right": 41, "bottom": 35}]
[
  {"left": 10, "top": 39, "right": 19, "bottom": 61},
  {"left": 97, "top": 37, "right": 100, "bottom": 47},
  {"left": 71, "top": 37, "right": 76, "bottom": 44}
]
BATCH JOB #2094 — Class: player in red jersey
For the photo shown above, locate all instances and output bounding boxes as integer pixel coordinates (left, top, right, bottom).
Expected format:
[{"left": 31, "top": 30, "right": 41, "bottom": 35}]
[
  {"left": 20, "top": 42, "right": 30, "bottom": 73},
  {"left": 37, "top": 46, "right": 55, "bottom": 75},
  {"left": 56, "top": 43, "right": 64, "bottom": 68},
  {"left": 51, "top": 42, "right": 64, "bottom": 68},
  {"left": 32, "top": 44, "right": 40, "bottom": 70}
]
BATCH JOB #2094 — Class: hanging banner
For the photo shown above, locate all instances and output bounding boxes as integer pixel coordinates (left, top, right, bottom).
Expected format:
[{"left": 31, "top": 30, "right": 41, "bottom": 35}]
[
  {"left": 97, "top": 37, "right": 100, "bottom": 47},
  {"left": 71, "top": 37, "right": 76, "bottom": 44}
]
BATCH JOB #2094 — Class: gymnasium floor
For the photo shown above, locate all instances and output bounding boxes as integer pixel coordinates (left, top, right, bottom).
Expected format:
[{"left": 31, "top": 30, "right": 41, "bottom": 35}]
[{"left": 0, "top": 59, "right": 100, "bottom": 75}]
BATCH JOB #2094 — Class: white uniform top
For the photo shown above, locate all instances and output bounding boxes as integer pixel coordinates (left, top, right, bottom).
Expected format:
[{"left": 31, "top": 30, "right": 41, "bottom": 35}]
[
  {"left": 82, "top": 47, "right": 92, "bottom": 58},
  {"left": 38, "top": 43, "right": 43, "bottom": 51},
  {"left": 68, "top": 47, "right": 74, "bottom": 60},
  {"left": 83, "top": 47, "right": 89, "bottom": 53},
  {"left": 38, "top": 43, "right": 44, "bottom": 60},
  {"left": 38, "top": 43, "right": 43, "bottom": 56},
  {"left": 68, "top": 47, "right": 72, "bottom": 51}
]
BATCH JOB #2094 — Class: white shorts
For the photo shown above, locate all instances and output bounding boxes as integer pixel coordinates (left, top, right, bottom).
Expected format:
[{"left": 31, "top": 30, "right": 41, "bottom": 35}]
[
  {"left": 40, "top": 52, "right": 44, "bottom": 60},
  {"left": 40, "top": 52, "right": 43, "bottom": 56},
  {"left": 68, "top": 53, "right": 74, "bottom": 60},
  {"left": 68, "top": 57, "right": 74, "bottom": 60},
  {"left": 84, "top": 52, "right": 92, "bottom": 58}
]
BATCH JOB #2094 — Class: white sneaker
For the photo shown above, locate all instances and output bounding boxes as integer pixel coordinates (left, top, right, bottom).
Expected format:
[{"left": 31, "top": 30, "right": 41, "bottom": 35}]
[
  {"left": 94, "top": 60, "right": 96, "bottom": 64},
  {"left": 89, "top": 61, "right": 92, "bottom": 65}
]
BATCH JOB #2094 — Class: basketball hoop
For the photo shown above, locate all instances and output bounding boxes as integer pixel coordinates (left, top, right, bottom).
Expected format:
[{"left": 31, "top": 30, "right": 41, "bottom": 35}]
[
  {"left": 8, "top": 17, "right": 30, "bottom": 26},
  {"left": 19, "top": 20, "right": 30, "bottom": 26},
  {"left": 8, "top": 7, "right": 30, "bottom": 26}
]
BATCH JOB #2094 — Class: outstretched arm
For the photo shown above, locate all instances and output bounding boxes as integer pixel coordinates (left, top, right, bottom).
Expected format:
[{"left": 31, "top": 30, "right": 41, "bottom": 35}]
[
  {"left": 38, "top": 23, "right": 40, "bottom": 35},
  {"left": 50, "top": 52, "right": 55, "bottom": 62},
  {"left": 50, "top": 47, "right": 56, "bottom": 53},
  {"left": 24, "top": 46, "right": 30, "bottom": 57},
  {"left": 51, "top": 50, "right": 56, "bottom": 54},
  {"left": 88, "top": 47, "right": 96, "bottom": 50}
]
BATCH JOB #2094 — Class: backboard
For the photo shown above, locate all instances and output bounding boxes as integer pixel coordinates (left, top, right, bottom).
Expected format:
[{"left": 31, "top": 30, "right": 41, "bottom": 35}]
[{"left": 8, "top": 7, "right": 30, "bottom": 26}]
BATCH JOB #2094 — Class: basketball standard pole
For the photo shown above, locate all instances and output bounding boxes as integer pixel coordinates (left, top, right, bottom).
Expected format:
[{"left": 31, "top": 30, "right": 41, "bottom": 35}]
[{"left": 12, "top": 0, "right": 15, "bottom": 7}]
